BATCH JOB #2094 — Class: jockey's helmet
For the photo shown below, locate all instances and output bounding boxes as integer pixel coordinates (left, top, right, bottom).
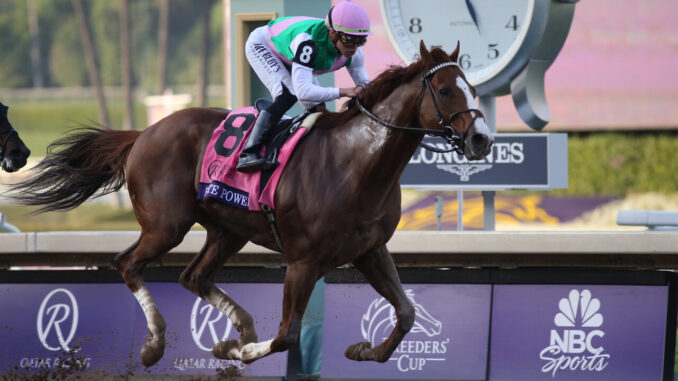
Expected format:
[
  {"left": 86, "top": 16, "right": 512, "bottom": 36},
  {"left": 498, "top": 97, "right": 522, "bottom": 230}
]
[{"left": 325, "top": 0, "right": 373, "bottom": 36}]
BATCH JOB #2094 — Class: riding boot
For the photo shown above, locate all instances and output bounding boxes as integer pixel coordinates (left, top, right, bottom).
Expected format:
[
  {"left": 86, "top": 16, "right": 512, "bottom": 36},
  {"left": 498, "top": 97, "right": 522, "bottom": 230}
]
[{"left": 236, "top": 110, "right": 277, "bottom": 172}]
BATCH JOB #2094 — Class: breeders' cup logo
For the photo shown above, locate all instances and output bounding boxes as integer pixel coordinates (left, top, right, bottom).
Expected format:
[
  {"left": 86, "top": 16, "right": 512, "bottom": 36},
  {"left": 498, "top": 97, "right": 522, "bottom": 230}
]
[
  {"left": 37, "top": 288, "right": 79, "bottom": 351},
  {"left": 409, "top": 142, "right": 524, "bottom": 181},
  {"left": 190, "top": 296, "right": 233, "bottom": 351},
  {"left": 540, "top": 289, "right": 610, "bottom": 377},
  {"left": 361, "top": 289, "right": 449, "bottom": 373}
]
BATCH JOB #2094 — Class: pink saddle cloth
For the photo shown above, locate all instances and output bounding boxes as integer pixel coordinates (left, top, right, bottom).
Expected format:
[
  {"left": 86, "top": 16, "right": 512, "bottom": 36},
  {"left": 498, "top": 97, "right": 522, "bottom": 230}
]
[{"left": 197, "top": 106, "right": 310, "bottom": 211}]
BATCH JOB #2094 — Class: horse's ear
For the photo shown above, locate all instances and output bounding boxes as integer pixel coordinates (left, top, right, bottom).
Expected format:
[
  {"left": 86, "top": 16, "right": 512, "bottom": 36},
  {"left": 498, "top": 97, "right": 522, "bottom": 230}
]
[
  {"left": 450, "top": 41, "right": 460, "bottom": 63},
  {"left": 419, "top": 40, "right": 433, "bottom": 65}
]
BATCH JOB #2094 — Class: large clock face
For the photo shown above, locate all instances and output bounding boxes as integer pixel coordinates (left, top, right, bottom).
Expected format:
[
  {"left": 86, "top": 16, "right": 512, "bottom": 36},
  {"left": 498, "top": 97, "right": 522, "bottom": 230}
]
[{"left": 381, "top": 0, "right": 534, "bottom": 87}]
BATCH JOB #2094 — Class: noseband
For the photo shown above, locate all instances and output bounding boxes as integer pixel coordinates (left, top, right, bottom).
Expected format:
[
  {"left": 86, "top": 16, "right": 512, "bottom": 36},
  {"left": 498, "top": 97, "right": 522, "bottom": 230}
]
[{"left": 355, "top": 61, "right": 484, "bottom": 155}]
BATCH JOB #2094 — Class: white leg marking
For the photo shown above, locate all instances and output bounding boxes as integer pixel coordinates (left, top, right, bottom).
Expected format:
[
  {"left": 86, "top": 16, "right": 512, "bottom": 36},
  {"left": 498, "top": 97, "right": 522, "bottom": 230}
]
[
  {"left": 241, "top": 339, "right": 274, "bottom": 361},
  {"left": 134, "top": 285, "right": 162, "bottom": 332},
  {"left": 203, "top": 287, "right": 241, "bottom": 327}
]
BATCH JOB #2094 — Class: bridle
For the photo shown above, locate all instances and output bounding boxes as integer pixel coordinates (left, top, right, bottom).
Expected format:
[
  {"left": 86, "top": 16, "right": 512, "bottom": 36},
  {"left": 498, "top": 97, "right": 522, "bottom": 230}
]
[{"left": 355, "top": 61, "right": 484, "bottom": 155}]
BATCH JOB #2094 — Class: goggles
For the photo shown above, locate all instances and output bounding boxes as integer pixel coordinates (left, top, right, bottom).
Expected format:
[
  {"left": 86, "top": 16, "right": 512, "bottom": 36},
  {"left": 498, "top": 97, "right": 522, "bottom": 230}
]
[{"left": 337, "top": 32, "right": 367, "bottom": 47}]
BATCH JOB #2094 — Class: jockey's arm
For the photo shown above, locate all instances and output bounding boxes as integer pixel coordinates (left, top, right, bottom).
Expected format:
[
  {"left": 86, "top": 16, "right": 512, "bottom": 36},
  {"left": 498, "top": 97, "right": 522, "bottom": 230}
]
[
  {"left": 346, "top": 48, "right": 370, "bottom": 87},
  {"left": 291, "top": 63, "right": 341, "bottom": 104}
]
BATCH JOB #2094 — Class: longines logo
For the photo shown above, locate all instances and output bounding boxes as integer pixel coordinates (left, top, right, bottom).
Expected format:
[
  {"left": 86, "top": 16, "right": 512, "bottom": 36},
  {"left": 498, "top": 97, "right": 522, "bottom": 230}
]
[
  {"left": 539, "top": 289, "right": 610, "bottom": 377},
  {"left": 37, "top": 288, "right": 79, "bottom": 351},
  {"left": 361, "top": 289, "right": 449, "bottom": 373},
  {"left": 409, "top": 142, "right": 525, "bottom": 181}
]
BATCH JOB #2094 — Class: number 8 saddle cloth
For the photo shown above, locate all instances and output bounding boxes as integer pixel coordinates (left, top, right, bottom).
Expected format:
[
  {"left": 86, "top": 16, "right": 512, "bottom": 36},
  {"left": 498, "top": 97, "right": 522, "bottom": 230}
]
[{"left": 197, "top": 106, "right": 320, "bottom": 211}]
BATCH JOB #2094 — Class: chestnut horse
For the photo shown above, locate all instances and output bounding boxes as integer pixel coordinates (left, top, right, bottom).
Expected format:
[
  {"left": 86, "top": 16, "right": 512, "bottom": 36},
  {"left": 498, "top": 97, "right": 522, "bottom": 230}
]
[
  {"left": 0, "top": 102, "right": 30, "bottom": 172},
  {"left": 9, "top": 42, "right": 492, "bottom": 366}
]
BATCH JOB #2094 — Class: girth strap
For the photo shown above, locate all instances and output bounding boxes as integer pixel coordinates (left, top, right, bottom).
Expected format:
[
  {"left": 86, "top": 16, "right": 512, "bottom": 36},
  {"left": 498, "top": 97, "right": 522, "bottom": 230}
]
[{"left": 260, "top": 204, "right": 285, "bottom": 253}]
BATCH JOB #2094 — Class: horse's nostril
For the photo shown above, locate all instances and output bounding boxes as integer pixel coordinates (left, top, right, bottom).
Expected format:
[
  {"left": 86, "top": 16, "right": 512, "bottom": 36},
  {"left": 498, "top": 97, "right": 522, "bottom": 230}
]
[{"left": 471, "top": 134, "right": 488, "bottom": 149}]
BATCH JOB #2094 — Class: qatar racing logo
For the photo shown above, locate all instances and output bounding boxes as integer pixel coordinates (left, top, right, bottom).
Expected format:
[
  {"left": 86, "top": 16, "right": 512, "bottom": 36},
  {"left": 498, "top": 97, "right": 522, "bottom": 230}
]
[
  {"left": 540, "top": 289, "right": 610, "bottom": 377},
  {"left": 37, "top": 288, "right": 79, "bottom": 351},
  {"left": 190, "top": 296, "right": 233, "bottom": 351},
  {"left": 361, "top": 289, "right": 448, "bottom": 373}
]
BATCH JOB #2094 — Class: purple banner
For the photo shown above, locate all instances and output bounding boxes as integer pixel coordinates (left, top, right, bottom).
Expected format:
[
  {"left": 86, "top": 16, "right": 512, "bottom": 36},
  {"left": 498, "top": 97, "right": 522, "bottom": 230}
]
[
  {"left": 490, "top": 285, "right": 668, "bottom": 381},
  {"left": 321, "top": 284, "right": 491, "bottom": 380},
  {"left": 0, "top": 283, "right": 285, "bottom": 377},
  {"left": 0, "top": 284, "right": 136, "bottom": 375}
]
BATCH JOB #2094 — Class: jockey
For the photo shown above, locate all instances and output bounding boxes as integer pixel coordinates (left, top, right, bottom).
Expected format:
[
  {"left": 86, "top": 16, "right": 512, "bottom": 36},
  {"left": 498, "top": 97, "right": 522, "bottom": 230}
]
[{"left": 237, "top": 0, "right": 372, "bottom": 172}]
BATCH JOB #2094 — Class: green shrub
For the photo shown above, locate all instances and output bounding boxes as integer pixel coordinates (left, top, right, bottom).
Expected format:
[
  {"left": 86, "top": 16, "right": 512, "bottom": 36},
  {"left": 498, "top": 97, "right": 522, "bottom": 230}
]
[{"left": 557, "top": 131, "right": 678, "bottom": 196}]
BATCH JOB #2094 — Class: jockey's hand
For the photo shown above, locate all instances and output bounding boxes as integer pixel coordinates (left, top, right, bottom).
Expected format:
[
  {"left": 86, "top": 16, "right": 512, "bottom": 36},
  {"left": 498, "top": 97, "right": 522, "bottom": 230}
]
[{"left": 339, "top": 86, "right": 364, "bottom": 99}]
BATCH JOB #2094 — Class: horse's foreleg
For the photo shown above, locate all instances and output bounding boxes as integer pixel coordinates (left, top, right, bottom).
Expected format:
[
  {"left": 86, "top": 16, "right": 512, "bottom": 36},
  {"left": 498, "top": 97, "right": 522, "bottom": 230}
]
[
  {"left": 178, "top": 229, "right": 256, "bottom": 360},
  {"left": 115, "top": 229, "right": 190, "bottom": 367},
  {"left": 236, "top": 262, "right": 320, "bottom": 363},
  {"left": 346, "top": 245, "right": 414, "bottom": 362}
]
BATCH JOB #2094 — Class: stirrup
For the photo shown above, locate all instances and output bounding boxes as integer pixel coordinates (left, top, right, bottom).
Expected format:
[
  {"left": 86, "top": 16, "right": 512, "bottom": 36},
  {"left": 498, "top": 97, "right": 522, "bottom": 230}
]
[{"left": 237, "top": 152, "right": 277, "bottom": 173}]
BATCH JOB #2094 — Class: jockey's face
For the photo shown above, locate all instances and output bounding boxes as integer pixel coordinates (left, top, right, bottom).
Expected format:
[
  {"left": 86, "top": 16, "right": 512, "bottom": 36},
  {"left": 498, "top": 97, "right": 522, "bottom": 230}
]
[{"left": 330, "top": 30, "right": 364, "bottom": 58}]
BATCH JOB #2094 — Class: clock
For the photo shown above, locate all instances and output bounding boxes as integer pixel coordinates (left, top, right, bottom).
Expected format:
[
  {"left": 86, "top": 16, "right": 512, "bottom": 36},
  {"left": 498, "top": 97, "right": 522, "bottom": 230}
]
[{"left": 380, "top": 0, "right": 578, "bottom": 129}]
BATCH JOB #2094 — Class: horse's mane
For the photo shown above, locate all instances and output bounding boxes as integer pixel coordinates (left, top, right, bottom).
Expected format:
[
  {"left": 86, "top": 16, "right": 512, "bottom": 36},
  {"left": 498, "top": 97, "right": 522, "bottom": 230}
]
[{"left": 318, "top": 47, "right": 453, "bottom": 128}]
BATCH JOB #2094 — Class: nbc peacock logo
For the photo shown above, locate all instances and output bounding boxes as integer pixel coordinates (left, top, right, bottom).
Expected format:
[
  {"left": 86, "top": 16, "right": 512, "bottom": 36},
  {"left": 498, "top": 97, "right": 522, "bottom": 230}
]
[{"left": 539, "top": 289, "right": 610, "bottom": 377}]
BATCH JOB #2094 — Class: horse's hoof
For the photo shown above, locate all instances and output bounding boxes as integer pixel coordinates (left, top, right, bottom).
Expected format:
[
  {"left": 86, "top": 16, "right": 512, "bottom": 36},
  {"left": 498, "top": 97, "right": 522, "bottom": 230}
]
[
  {"left": 140, "top": 339, "right": 165, "bottom": 367},
  {"left": 213, "top": 339, "right": 241, "bottom": 360},
  {"left": 345, "top": 341, "right": 375, "bottom": 361}
]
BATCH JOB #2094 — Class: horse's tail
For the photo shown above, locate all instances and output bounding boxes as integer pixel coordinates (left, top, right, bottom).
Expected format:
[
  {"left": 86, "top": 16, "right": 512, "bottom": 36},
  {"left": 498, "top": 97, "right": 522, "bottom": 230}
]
[{"left": 7, "top": 126, "right": 141, "bottom": 213}]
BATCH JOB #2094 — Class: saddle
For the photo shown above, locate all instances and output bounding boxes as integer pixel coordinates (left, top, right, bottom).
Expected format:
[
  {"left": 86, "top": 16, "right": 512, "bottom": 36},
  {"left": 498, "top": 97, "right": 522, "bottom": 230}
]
[{"left": 198, "top": 102, "right": 320, "bottom": 211}]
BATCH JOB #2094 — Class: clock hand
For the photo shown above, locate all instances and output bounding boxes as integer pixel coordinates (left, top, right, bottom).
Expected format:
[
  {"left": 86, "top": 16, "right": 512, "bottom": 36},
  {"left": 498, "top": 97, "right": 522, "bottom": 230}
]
[{"left": 464, "top": 0, "right": 481, "bottom": 34}]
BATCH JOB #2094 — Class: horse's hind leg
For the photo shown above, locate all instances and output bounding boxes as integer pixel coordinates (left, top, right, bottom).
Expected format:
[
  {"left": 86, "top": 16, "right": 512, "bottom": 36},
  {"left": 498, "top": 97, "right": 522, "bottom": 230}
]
[
  {"left": 178, "top": 228, "right": 257, "bottom": 359},
  {"left": 345, "top": 245, "right": 415, "bottom": 362},
  {"left": 114, "top": 224, "right": 193, "bottom": 367}
]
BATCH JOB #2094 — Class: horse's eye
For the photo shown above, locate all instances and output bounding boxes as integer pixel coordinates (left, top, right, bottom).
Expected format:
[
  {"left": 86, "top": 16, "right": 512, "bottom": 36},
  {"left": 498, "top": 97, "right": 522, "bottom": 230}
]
[{"left": 439, "top": 87, "right": 452, "bottom": 98}]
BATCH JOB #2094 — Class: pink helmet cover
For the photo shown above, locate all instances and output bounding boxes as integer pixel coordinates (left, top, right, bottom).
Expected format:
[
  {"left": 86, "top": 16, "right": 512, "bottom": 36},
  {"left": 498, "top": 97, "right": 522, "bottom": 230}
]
[{"left": 325, "top": 0, "right": 373, "bottom": 36}]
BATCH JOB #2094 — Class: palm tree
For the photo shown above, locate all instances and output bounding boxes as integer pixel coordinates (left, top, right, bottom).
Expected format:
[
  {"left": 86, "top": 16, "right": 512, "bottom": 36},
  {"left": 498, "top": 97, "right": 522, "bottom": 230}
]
[
  {"left": 72, "top": 0, "right": 110, "bottom": 127},
  {"left": 27, "top": 0, "right": 44, "bottom": 88},
  {"left": 120, "top": 0, "right": 135, "bottom": 130},
  {"left": 156, "top": 0, "right": 169, "bottom": 94},
  {"left": 196, "top": 0, "right": 213, "bottom": 107}
]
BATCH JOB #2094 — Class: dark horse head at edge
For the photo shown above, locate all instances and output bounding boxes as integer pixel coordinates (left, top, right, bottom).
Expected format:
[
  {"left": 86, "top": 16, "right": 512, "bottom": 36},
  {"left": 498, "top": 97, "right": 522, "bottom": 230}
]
[
  {"left": 6, "top": 41, "right": 492, "bottom": 367},
  {"left": 0, "top": 102, "right": 31, "bottom": 173}
]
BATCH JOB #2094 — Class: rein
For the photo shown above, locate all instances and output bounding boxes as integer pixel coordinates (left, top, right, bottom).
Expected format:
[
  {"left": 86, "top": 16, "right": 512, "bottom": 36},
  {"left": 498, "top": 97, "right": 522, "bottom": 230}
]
[{"left": 355, "top": 61, "right": 484, "bottom": 155}]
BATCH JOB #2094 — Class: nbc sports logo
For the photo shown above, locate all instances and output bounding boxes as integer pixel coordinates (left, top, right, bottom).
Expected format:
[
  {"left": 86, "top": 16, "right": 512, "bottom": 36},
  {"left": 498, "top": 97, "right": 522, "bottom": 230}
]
[{"left": 540, "top": 289, "right": 610, "bottom": 377}]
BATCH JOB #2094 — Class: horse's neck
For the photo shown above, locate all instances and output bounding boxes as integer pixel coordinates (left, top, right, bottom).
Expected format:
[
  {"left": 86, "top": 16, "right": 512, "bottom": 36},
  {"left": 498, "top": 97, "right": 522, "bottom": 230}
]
[{"left": 350, "top": 83, "right": 423, "bottom": 186}]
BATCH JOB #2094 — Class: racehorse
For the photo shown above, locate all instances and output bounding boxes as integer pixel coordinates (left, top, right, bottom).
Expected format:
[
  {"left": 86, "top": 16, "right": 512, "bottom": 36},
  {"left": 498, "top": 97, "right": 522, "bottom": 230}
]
[
  {"left": 0, "top": 102, "right": 30, "bottom": 172},
  {"left": 8, "top": 42, "right": 493, "bottom": 366}
]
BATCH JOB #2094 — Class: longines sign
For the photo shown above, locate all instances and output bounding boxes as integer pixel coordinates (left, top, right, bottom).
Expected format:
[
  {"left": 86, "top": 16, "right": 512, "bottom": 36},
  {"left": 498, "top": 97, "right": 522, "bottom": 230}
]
[{"left": 401, "top": 133, "right": 568, "bottom": 190}]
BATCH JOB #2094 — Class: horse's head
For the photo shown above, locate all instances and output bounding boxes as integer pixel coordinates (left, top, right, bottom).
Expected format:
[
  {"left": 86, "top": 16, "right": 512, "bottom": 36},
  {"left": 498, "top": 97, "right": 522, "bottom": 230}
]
[
  {"left": 0, "top": 102, "right": 30, "bottom": 172},
  {"left": 416, "top": 41, "right": 494, "bottom": 160}
]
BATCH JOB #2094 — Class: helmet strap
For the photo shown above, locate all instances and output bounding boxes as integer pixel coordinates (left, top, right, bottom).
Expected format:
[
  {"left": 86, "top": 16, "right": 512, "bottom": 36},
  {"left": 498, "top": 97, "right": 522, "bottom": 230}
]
[{"left": 327, "top": 5, "right": 335, "bottom": 30}]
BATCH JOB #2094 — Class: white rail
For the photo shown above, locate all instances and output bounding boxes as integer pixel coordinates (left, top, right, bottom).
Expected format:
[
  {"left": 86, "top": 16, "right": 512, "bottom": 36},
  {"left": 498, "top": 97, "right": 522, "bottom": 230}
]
[{"left": 1, "top": 230, "right": 678, "bottom": 269}]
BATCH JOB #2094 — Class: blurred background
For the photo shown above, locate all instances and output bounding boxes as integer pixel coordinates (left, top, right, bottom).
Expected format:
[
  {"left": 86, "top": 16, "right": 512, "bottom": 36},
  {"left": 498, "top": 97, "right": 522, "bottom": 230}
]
[{"left": 0, "top": 0, "right": 677, "bottom": 232}]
